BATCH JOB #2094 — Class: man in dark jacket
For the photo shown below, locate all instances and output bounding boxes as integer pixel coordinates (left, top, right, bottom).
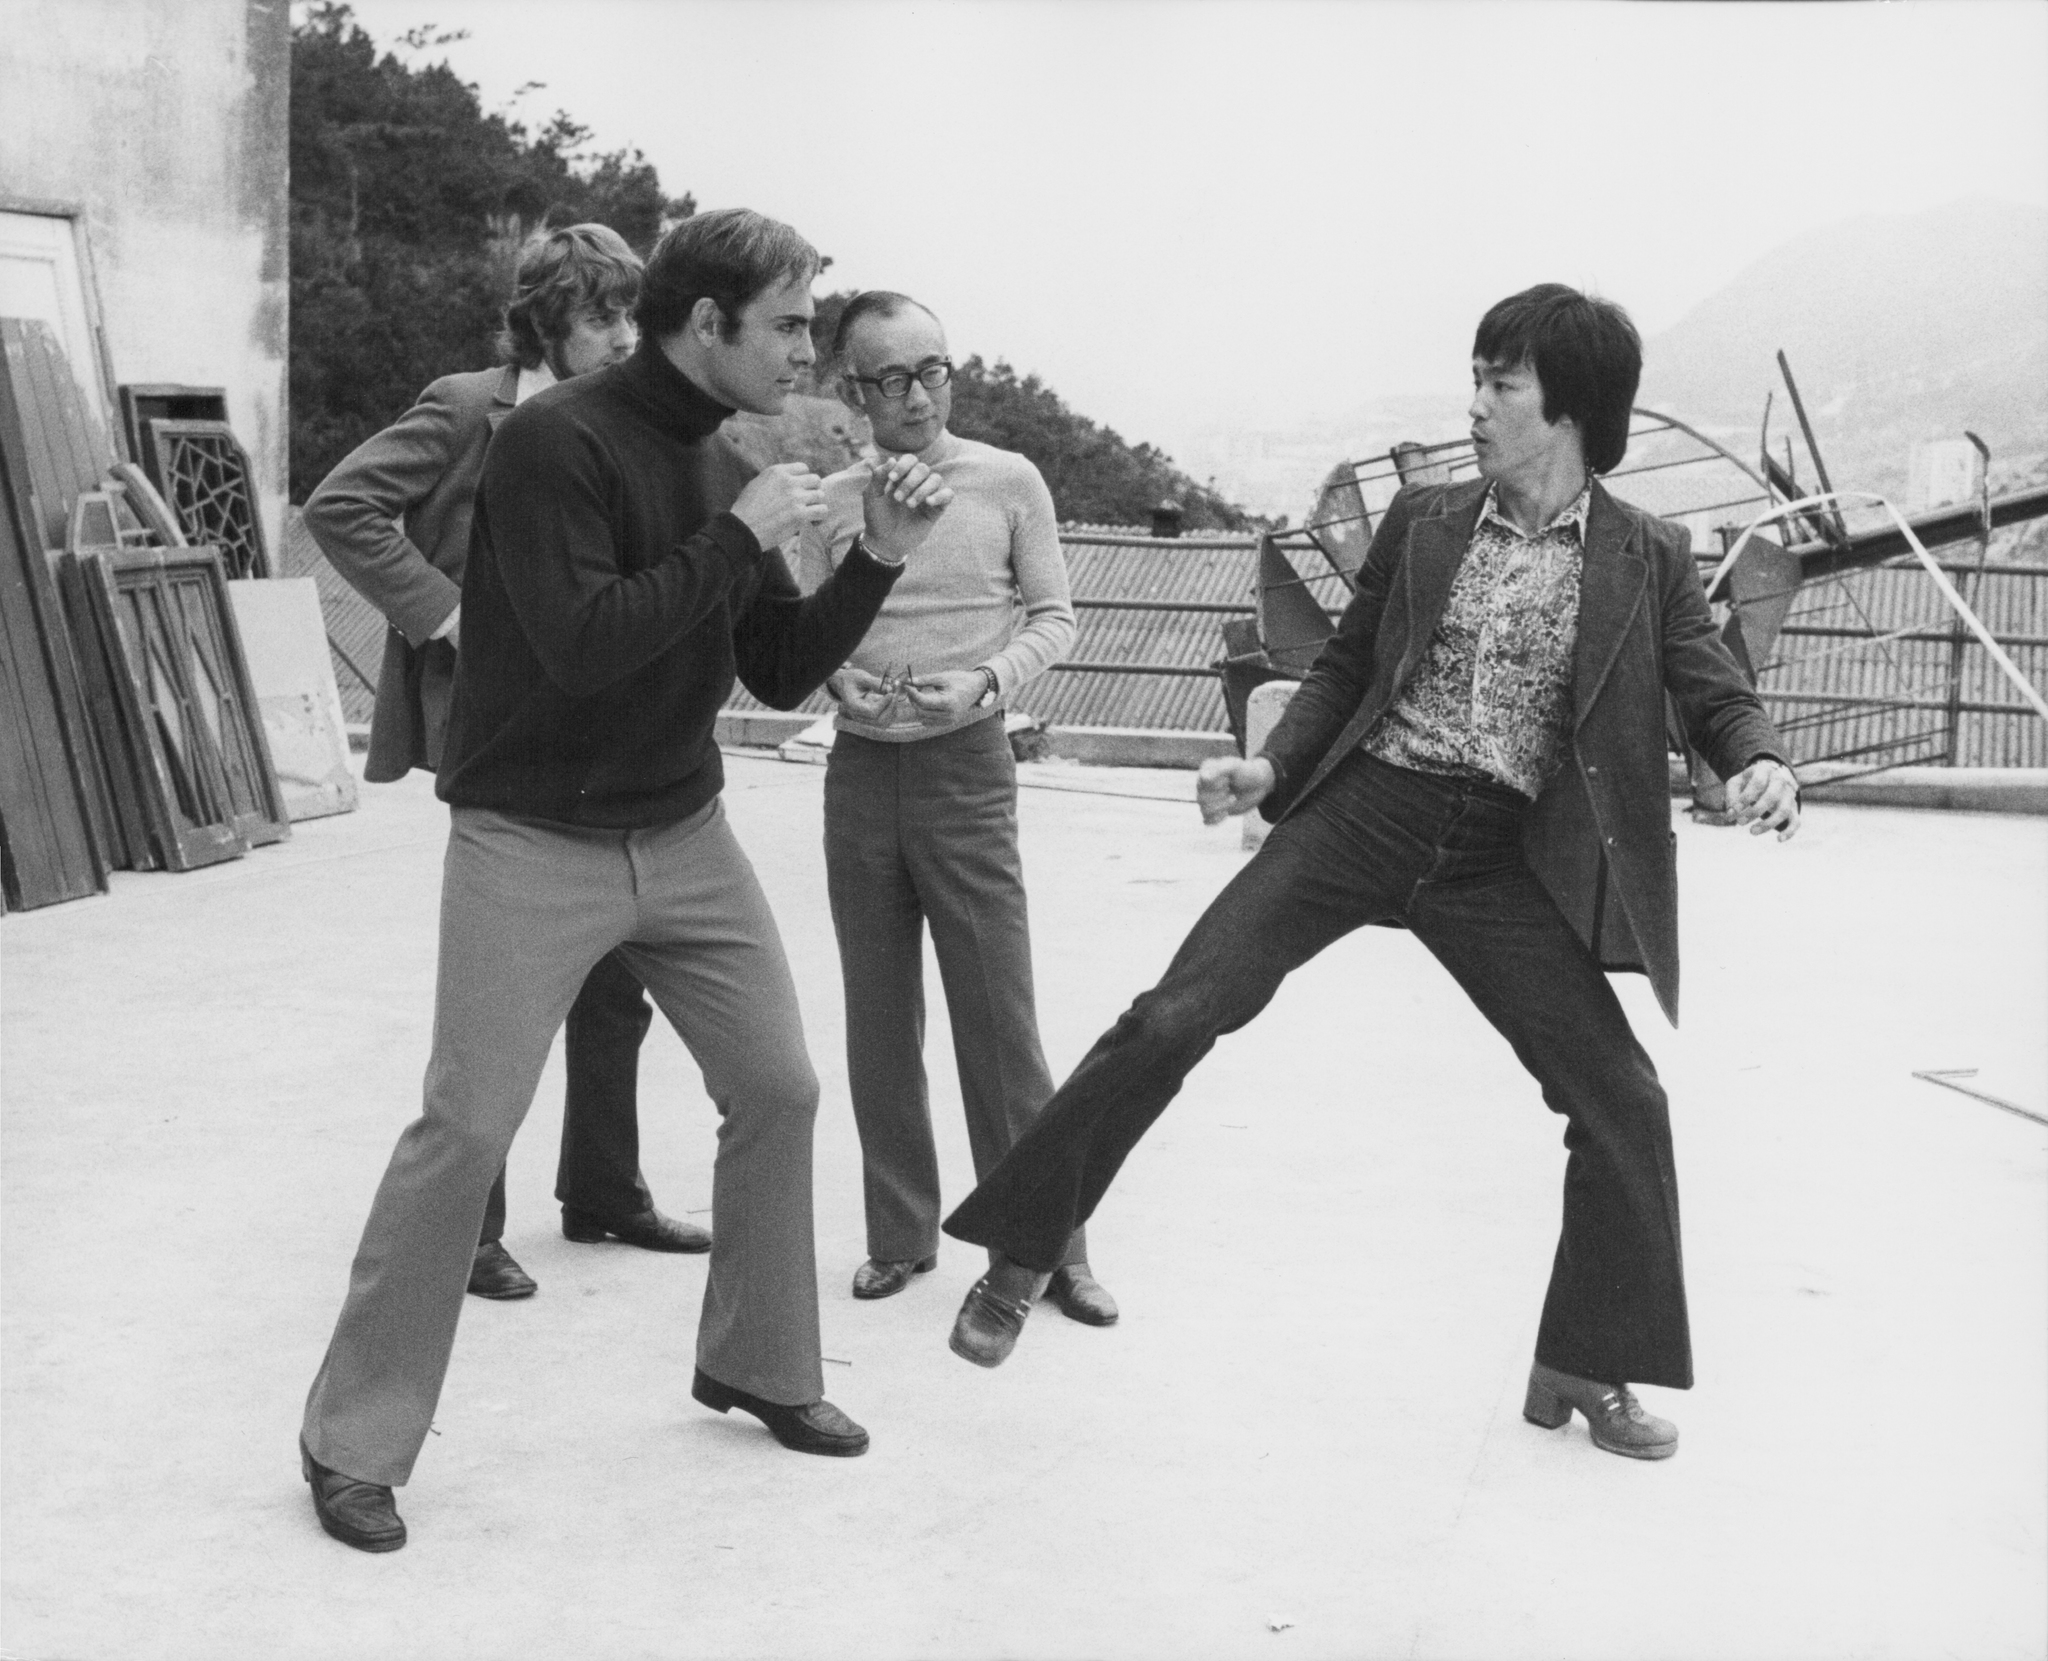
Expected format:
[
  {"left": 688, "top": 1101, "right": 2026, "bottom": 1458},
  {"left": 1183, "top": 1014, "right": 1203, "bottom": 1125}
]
[
  {"left": 942, "top": 286, "right": 1799, "bottom": 1466},
  {"left": 299, "top": 209, "right": 953, "bottom": 1552}
]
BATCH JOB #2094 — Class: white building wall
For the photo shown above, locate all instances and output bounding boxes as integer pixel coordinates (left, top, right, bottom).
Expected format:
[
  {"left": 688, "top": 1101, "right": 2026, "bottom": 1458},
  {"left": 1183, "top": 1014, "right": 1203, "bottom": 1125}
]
[{"left": 0, "top": 0, "right": 289, "bottom": 558}]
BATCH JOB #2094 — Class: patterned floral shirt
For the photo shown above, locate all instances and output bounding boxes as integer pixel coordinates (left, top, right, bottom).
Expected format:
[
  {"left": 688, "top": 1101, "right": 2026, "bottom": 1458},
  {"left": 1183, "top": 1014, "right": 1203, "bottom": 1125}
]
[{"left": 1362, "top": 483, "right": 1592, "bottom": 799}]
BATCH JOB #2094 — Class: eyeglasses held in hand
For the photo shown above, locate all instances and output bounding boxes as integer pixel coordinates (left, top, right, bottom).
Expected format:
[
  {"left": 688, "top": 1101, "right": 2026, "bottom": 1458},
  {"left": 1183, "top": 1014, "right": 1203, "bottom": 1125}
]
[{"left": 849, "top": 360, "right": 954, "bottom": 401}]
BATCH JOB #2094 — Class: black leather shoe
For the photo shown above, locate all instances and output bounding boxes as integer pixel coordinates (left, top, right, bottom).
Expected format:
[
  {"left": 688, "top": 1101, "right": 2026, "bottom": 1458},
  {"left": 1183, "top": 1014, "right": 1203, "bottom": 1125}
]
[
  {"left": 852, "top": 1254, "right": 938, "bottom": 1300},
  {"left": 562, "top": 1205, "right": 711, "bottom": 1253},
  {"left": 690, "top": 1367, "right": 868, "bottom": 1456},
  {"left": 1523, "top": 1360, "right": 1679, "bottom": 1460},
  {"left": 466, "top": 1240, "right": 538, "bottom": 1300},
  {"left": 948, "top": 1265, "right": 1049, "bottom": 1368},
  {"left": 301, "top": 1439, "right": 406, "bottom": 1552},
  {"left": 1045, "top": 1264, "right": 1119, "bottom": 1326}
]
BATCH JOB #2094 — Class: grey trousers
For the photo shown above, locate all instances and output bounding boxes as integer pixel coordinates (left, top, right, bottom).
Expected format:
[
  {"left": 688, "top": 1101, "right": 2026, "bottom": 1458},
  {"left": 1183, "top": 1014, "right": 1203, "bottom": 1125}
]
[
  {"left": 824, "top": 717, "right": 1083, "bottom": 1268},
  {"left": 303, "top": 800, "right": 824, "bottom": 1488}
]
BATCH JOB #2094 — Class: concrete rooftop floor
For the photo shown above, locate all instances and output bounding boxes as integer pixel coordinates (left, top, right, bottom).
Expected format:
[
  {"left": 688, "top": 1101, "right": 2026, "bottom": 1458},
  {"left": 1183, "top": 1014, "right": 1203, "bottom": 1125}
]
[{"left": 3, "top": 750, "right": 2044, "bottom": 1661}]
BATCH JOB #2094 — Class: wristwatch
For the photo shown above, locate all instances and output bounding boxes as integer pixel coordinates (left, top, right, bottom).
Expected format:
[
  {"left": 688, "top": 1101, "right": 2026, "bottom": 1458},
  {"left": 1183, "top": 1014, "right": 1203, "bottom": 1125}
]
[{"left": 973, "top": 666, "right": 1000, "bottom": 709}]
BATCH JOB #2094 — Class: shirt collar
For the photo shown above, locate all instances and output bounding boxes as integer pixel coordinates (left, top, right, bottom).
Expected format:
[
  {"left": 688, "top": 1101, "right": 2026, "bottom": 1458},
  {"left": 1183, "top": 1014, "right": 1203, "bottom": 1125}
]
[
  {"left": 513, "top": 361, "right": 556, "bottom": 406},
  {"left": 1478, "top": 481, "right": 1593, "bottom": 543}
]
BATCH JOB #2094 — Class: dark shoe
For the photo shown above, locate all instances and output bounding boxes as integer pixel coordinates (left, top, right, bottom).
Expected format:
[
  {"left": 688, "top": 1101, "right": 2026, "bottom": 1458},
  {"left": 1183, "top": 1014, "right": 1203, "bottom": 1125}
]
[
  {"left": 301, "top": 1439, "right": 406, "bottom": 1553},
  {"left": 852, "top": 1254, "right": 938, "bottom": 1300},
  {"left": 562, "top": 1205, "right": 711, "bottom": 1253},
  {"left": 466, "top": 1240, "right": 538, "bottom": 1300},
  {"left": 949, "top": 1261, "right": 1050, "bottom": 1369},
  {"left": 690, "top": 1367, "right": 868, "bottom": 1456},
  {"left": 1045, "top": 1264, "right": 1119, "bottom": 1326},
  {"left": 1523, "top": 1360, "right": 1679, "bottom": 1460}
]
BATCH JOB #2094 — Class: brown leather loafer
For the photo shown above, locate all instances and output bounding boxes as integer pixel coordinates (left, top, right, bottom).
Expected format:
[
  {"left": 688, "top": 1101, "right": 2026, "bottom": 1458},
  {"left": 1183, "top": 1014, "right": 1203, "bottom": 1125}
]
[
  {"left": 691, "top": 1367, "right": 868, "bottom": 1456},
  {"left": 948, "top": 1268, "right": 1049, "bottom": 1368},
  {"left": 562, "top": 1205, "right": 711, "bottom": 1253},
  {"left": 466, "top": 1240, "right": 538, "bottom": 1300},
  {"left": 301, "top": 1439, "right": 406, "bottom": 1552},
  {"left": 1523, "top": 1360, "right": 1679, "bottom": 1460},
  {"left": 1045, "top": 1264, "right": 1119, "bottom": 1327},
  {"left": 852, "top": 1254, "right": 938, "bottom": 1300}
]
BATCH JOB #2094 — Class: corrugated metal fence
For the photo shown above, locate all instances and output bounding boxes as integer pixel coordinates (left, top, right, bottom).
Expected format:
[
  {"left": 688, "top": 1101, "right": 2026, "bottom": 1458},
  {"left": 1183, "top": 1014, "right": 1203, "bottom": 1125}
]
[
  {"left": 293, "top": 505, "right": 2048, "bottom": 768},
  {"left": 1760, "top": 560, "right": 2048, "bottom": 768}
]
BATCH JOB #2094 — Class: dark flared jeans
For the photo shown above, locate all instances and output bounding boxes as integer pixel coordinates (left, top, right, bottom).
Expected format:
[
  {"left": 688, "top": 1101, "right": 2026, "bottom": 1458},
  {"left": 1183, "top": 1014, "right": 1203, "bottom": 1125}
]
[{"left": 943, "top": 748, "right": 1692, "bottom": 1388}]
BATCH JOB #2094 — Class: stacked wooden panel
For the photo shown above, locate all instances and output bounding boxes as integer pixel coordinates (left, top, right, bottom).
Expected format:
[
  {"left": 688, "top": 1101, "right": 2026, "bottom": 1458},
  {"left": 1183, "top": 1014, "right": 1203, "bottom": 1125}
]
[
  {"left": 0, "top": 316, "right": 292, "bottom": 907},
  {"left": 0, "top": 319, "right": 111, "bottom": 908}
]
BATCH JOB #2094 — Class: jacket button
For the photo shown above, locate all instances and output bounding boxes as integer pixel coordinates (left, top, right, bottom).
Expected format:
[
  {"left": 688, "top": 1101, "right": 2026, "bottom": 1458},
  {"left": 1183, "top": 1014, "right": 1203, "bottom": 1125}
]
[
  {"left": 1605, "top": 835, "right": 1616, "bottom": 846},
  {"left": 1586, "top": 765, "right": 1599, "bottom": 775}
]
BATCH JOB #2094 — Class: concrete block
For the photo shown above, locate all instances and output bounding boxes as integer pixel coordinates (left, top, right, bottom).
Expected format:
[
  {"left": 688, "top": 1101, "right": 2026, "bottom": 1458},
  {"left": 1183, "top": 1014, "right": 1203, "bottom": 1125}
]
[
  {"left": 714, "top": 708, "right": 817, "bottom": 749},
  {"left": 777, "top": 715, "right": 836, "bottom": 765},
  {"left": 1044, "top": 725, "right": 1236, "bottom": 769}
]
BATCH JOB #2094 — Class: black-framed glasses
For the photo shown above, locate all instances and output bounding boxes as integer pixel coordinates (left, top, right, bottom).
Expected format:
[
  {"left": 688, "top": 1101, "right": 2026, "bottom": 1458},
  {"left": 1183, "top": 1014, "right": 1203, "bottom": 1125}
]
[{"left": 850, "top": 359, "right": 954, "bottom": 400}]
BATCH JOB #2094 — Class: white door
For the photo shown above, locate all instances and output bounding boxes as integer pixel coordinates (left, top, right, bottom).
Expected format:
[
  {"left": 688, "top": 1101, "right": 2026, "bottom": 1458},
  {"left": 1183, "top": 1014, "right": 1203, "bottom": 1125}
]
[{"left": 0, "top": 208, "right": 117, "bottom": 444}]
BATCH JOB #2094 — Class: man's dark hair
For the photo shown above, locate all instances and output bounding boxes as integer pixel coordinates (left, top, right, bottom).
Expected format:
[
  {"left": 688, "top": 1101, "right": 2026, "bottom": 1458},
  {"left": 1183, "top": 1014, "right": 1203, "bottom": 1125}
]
[
  {"left": 1472, "top": 283, "right": 1642, "bottom": 474},
  {"left": 830, "top": 291, "right": 938, "bottom": 362},
  {"left": 498, "top": 223, "right": 642, "bottom": 371},
  {"left": 635, "top": 208, "right": 820, "bottom": 341}
]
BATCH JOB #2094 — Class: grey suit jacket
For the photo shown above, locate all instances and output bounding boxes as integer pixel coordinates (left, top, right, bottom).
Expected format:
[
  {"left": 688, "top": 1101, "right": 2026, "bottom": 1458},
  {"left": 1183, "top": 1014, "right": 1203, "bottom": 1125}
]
[
  {"left": 1258, "top": 477, "right": 1785, "bottom": 1025},
  {"left": 302, "top": 365, "right": 518, "bottom": 782}
]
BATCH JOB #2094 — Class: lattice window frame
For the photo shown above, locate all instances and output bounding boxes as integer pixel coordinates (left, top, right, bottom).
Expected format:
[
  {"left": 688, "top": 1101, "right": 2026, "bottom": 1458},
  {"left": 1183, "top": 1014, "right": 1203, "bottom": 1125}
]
[{"left": 148, "top": 418, "right": 270, "bottom": 579}]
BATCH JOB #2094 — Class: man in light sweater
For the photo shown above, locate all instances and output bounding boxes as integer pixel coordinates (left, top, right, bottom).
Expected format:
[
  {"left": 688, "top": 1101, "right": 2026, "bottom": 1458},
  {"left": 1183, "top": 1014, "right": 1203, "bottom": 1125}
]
[{"left": 800, "top": 291, "right": 1118, "bottom": 1329}]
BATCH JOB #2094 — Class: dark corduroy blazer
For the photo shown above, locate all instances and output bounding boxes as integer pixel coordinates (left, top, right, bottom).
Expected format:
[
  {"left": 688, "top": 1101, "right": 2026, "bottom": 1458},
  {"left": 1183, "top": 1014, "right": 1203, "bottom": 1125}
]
[
  {"left": 1257, "top": 477, "right": 1784, "bottom": 1025},
  {"left": 301, "top": 365, "right": 518, "bottom": 783}
]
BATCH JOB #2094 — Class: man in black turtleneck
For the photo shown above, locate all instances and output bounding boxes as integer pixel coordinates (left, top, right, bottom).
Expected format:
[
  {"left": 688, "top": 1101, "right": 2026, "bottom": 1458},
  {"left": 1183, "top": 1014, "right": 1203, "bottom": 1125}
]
[{"left": 299, "top": 209, "right": 952, "bottom": 1553}]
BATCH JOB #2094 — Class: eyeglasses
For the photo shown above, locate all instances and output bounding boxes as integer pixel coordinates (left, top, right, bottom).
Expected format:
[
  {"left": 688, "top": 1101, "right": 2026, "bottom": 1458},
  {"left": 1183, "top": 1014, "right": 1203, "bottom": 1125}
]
[{"left": 849, "top": 359, "right": 954, "bottom": 401}]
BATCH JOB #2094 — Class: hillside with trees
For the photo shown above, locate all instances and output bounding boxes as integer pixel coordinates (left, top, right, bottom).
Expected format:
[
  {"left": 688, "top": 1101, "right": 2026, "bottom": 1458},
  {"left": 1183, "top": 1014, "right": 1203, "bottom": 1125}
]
[
  {"left": 289, "top": 5, "right": 1255, "bottom": 529},
  {"left": 288, "top": 4, "right": 690, "bottom": 495}
]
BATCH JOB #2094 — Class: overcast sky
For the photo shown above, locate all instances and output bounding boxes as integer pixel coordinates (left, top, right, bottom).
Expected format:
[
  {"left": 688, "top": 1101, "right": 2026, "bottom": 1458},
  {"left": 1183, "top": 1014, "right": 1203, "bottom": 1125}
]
[{"left": 338, "top": 0, "right": 2048, "bottom": 459}]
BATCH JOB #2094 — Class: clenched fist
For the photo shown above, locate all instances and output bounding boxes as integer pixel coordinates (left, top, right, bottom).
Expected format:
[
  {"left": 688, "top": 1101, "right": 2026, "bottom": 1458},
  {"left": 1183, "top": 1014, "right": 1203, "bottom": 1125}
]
[
  {"left": 732, "top": 462, "right": 826, "bottom": 550},
  {"left": 1196, "top": 756, "right": 1276, "bottom": 824}
]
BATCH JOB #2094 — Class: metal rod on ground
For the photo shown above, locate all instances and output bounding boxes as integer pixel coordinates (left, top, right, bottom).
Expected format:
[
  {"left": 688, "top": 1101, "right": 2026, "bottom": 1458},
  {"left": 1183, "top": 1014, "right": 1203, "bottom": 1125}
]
[{"left": 1912, "top": 1070, "right": 2048, "bottom": 1129}]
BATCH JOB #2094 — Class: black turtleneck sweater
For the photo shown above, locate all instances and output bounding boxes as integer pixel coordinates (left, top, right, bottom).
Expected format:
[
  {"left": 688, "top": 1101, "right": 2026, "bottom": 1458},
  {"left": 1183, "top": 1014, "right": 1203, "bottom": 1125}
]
[{"left": 439, "top": 339, "right": 900, "bottom": 827}]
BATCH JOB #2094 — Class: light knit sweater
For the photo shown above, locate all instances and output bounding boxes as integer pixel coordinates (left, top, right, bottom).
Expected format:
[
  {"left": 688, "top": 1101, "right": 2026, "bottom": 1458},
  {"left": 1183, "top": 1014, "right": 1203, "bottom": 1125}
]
[{"left": 799, "top": 432, "right": 1076, "bottom": 743}]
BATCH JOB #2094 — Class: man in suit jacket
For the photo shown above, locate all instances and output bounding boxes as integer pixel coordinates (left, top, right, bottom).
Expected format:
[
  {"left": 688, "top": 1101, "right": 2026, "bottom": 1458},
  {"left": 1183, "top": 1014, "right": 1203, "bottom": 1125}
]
[
  {"left": 303, "top": 224, "right": 712, "bottom": 1304},
  {"left": 942, "top": 285, "right": 1800, "bottom": 1462}
]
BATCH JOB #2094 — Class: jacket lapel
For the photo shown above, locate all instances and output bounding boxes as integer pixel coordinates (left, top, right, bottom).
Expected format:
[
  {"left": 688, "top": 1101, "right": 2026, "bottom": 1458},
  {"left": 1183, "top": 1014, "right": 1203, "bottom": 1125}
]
[
  {"left": 1397, "top": 483, "right": 1486, "bottom": 685},
  {"left": 1571, "top": 483, "right": 1649, "bottom": 727},
  {"left": 486, "top": 364, "right": 520, "bottom": 433},
  {"left": 1285, "top": 481, "right": 1486, "bottom": 810}
]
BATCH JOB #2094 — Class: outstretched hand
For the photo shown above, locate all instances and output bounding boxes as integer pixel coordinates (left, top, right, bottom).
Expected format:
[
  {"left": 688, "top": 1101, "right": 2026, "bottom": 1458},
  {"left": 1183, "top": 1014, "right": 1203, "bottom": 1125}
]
[
  {"left": 862, "top": 453, "right": 953, "bottom": 560},
  {"left": 1196, "top": 756, "right": 1276, "bottom": 825}
]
